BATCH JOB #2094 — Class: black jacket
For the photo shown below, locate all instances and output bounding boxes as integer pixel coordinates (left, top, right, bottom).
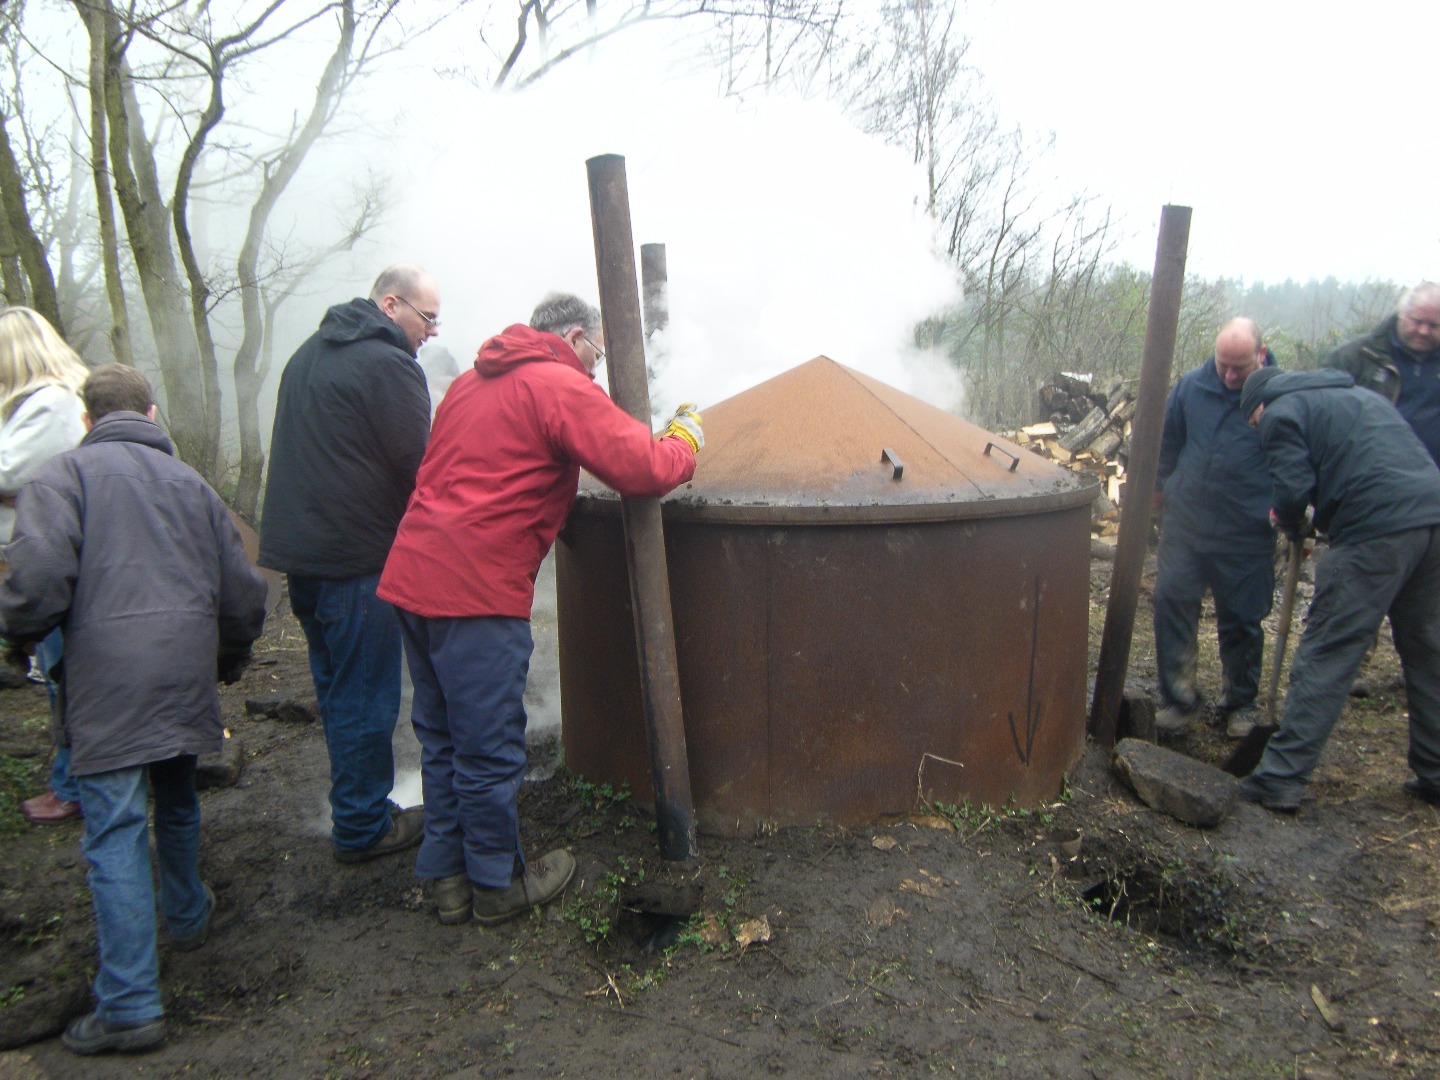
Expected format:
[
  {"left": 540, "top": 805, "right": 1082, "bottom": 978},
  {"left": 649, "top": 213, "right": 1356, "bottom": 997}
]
[
  {"left": 259, "top": 298, "right": 430, "bottom": 578},
  {"left": 0, "top": 413, "right": 268, "bottom": 775},
  {"left": 1250, "top": 370, "right": 1440, "bottom": 546}
]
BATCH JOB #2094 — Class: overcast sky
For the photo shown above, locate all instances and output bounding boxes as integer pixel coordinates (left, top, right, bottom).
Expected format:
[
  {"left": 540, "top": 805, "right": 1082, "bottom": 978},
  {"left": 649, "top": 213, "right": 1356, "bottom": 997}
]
[{"left": 965, "top": 0, "right": 1437, "bottom": 284}]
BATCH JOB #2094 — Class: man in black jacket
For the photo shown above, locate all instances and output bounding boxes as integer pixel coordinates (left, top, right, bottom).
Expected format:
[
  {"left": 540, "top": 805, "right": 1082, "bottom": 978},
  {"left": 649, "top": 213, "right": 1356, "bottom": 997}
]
[
  {"left": 1323, "top": 282, "right": 1440, "bottom": 466},
  {"left": 0, "top": 365, "right": 268, "bottom": 1054},
  {"left": 259, "top": 263, "right": 435, "bottom": 862},
  {"left": 1238, "top": 367, "right": 1440, "bottom": 812}
]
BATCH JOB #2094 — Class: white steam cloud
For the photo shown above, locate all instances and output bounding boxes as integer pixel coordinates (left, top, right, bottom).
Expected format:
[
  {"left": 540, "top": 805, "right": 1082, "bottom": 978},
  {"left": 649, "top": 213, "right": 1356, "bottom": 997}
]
[{"left": 361, "top": 35, "right": 963, "bottom": 417}]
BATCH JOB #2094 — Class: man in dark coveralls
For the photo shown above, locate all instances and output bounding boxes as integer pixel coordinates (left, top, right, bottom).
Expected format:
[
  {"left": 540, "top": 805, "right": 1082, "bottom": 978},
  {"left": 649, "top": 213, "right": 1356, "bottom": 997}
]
[{"left": 1238, "top": 366, "right": 1440, "bottom": 813}]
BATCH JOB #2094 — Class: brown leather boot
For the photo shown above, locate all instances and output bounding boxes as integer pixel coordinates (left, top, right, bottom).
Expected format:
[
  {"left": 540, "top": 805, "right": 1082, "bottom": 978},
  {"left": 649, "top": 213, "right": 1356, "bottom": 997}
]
[{"left": 21, "top": 791, "right": 82, "bottom": 825}]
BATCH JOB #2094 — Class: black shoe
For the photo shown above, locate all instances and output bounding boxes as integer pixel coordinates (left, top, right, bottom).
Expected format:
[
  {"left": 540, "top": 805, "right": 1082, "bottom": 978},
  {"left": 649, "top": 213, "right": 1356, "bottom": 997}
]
[
  {"left": 62, "top": 1011, "right": 166, "bottom": 1055},
  {"left": 1403, "top": 779, "right": 1440, "bottom": 806},
  {"left": 1239, "top": 776, "right": 1301, "bottom": 813},
  {"left": 171, "top": 883, "right": 216, "bottom": 952},
  {"left": 334, "top": 803, "right": 424, "bottom": 865}
]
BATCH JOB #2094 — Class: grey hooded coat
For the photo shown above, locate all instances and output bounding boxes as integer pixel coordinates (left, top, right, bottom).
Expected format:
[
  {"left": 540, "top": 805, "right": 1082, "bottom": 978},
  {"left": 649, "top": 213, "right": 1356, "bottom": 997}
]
[{"left": 0, "top": 412, "right": 268, "bottom": 775}]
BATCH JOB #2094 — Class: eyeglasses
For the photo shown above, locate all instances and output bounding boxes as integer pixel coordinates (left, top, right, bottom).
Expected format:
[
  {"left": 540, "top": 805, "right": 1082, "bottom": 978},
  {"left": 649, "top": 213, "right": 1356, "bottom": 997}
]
[
  {"left": 396, "top": 295, "right": 440, "bottom": 328},
  {"left": 583, "top": 336, "right": 605, "bottom": 364}
]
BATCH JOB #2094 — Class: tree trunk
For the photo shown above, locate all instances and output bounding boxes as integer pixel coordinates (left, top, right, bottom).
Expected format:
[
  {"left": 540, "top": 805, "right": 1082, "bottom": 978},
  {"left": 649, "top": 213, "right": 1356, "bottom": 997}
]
[
  {"left": 0, "top": 118, "right": 64, "bottom": 331},
  {"left": 232, "top": 0, "right": 359, "bottom": 520},
  {"left": 78, "top": 2, "right": 131, "bottom": 366},
  {"left": 94, "top": 1, "right": 207, "bottom": 464}
]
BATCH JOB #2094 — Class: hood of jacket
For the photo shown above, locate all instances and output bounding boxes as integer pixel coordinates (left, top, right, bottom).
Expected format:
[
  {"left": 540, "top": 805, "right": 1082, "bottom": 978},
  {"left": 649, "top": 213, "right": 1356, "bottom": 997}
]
[
  {"left": 317, "top": 297, "right": 413, "bottom": 355},
  {"left": 80, "top": 411, "right": 176, "bottom": 456},
  {"left": 1248, "top": 368, "right": 1354, "bottom": 413},
  {"left": 475, "top": 324, "right": 592, "bottom": 381}
]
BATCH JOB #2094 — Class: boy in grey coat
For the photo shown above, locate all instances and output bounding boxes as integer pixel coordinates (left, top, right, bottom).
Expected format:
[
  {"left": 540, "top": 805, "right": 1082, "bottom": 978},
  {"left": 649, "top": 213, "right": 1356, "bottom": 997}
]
[{"left": 0, "top": 365, "right": 267, "bottom": 1055}]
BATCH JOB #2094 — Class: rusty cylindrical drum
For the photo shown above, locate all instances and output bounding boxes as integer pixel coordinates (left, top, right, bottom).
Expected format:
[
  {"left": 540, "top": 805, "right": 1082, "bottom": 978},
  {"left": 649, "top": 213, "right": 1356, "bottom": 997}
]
[{"left": 558, "top": 357, "right": 1098, "bottom": 833}]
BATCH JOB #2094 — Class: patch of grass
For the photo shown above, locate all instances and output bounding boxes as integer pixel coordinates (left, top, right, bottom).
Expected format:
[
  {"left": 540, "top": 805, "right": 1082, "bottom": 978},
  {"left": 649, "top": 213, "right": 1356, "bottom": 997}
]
[
  {"left": 562, "top": 856, "right": 642, "bottom": 946},
  {"left": 569, "top": 776, "right": 632, "bottom": 810},
  {"left": 0, "top": 754, "right": 46, "bottom": 835}
]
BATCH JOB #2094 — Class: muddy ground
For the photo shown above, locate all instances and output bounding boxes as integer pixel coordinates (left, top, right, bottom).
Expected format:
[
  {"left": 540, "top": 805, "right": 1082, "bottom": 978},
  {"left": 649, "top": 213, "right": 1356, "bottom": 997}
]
[{"left": 2, "top": 552, "right": 1438, "bottom": 1079}]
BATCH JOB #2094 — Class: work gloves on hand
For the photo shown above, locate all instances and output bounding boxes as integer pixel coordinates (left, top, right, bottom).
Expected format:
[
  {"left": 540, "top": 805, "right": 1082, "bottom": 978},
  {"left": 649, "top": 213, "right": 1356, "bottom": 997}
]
[{"left": 663, "top": 403, "right": 704, "bottom": 454}]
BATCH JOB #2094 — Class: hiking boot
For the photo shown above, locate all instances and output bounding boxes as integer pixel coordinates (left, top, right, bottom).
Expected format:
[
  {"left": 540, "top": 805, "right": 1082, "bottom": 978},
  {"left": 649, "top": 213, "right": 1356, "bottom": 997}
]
[
  {"left": 1239, "top": 776, "right": 1301, "bottom": 813},
  {"left": 334, "top": 803, "right": 424, "bottom": 865},
  {"left": 1403, "top": 778, "right": 1440, "bottom": 806},
  {"left": 1155, "top": 702, "right": 1201, "bottom": 736},
  {"left": 1225, "top": 708, "right": 1258, "bottom": 740},
  {"left": 171, "top": 883, "right": 216, "bottom": 952},
  {"left": 472, "top": 849, "right": 576, "bottom": 927},
  {"left": 433, "top": 873, "right": 472, "bottom": 925},
  {"left": 61, "top": 1011, "right": 166, "bottom": 1055}
]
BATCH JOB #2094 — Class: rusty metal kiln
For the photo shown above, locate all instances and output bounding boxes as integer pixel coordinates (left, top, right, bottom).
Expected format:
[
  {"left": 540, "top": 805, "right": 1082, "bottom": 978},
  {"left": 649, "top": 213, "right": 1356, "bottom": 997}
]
[{"left": 557, "top": 357, "right": 1098, "bottom": 832}]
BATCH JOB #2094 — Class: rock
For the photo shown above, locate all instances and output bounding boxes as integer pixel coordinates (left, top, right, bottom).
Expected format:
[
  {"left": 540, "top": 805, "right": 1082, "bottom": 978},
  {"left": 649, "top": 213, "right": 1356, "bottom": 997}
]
[
  {"left": 244, "top": 696, "right": 318, "bottom": 723},
  {"left": 195, "top": 734, "right": 244, "bottom": 790},
  {"left": 1112, "top": 738, "right": 1239, "bottom": 827},
  {"left": 275, "top": 700, "right": 319, "bottom": 724},
  {"left": 1118, "top": 687, "right": 1156, "bottom": 741}
]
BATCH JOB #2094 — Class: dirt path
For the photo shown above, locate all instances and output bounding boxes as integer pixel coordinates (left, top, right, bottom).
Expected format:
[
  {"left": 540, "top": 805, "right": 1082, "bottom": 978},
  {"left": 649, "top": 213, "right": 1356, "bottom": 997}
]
[{"left": 2, "top": 560, "right": 1438, "bottom": 1079}]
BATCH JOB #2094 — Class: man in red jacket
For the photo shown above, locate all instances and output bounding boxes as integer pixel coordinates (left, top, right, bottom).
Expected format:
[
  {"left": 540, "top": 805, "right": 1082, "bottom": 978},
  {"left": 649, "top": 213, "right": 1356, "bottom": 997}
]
[{"left": 378, "top": 293, "right": 702, "bottom": 926}]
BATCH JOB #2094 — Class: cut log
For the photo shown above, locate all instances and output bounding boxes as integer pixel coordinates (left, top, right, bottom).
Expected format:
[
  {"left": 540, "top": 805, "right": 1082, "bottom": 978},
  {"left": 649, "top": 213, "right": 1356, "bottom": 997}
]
[
  {"left": 1059, "top": 405, "right": 1109, "bottom": 452},
  {"left": 1021, "top": 421, "right": 1059, "bottom": 438}
]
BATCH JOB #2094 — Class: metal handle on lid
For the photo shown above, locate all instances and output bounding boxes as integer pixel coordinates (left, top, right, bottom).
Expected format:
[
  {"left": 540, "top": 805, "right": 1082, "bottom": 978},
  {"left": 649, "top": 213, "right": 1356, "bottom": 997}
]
[
  {"left": 983, "top": 442, "right": 1020, "bottom": 472},
  {"left": 880, "top": 448, "right": 904, "bottom": 480}
]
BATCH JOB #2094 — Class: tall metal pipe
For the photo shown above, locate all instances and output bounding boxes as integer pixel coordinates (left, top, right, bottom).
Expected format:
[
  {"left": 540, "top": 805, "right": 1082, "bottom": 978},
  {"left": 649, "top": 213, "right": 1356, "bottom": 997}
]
[
  {"left": 1089, "top": 205, "right": 1191, "bottom": 746},
  {"left": 640, "top": 243, "right": 669, "bottom": 339},
  {"left": 585, "top": 154, "right": 696, "bottom": 860}
]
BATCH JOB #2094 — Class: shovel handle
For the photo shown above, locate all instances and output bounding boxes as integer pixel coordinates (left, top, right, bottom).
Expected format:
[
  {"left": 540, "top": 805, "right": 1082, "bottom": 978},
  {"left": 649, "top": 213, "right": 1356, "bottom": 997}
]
[{"left": 1266, "top": 536, "right": 1306, "bottom": 725}]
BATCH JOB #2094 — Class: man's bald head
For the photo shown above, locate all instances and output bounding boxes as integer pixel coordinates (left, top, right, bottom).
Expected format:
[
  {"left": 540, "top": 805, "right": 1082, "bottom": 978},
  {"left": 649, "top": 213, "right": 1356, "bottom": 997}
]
[
  {"left": 1214, "top": 317, "right": 1265, "bottom": 391},
  {"left": 370, "top": 262, "right": 441, "bottom": 356}
]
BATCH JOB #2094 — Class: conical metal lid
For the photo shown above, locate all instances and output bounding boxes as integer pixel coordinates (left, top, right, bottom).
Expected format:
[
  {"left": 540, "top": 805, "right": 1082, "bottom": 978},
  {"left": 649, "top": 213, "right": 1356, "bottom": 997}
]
[{"left": 579, "top": 356, "right": 1097, "bottom": 524}]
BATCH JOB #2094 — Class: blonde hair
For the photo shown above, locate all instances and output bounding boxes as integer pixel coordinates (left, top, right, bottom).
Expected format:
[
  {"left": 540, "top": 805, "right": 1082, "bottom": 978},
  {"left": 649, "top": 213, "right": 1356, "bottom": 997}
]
[{"left": 0, "top": 307, "right": 89, "bottom": 421}]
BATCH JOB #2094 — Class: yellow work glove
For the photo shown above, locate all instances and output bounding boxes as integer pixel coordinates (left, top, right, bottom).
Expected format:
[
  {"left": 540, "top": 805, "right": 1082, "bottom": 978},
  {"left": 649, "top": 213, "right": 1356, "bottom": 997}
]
[{"left": 662, "top": 402, "right": 704, "bottom": 454}]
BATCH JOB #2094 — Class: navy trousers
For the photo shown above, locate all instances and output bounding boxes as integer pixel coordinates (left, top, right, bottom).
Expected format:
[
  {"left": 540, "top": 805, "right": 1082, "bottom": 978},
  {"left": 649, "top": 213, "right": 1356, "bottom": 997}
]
[
  {"left": 1153, "top": 536, "right": 1274, "bottom": 711},
  {"left": 1252, "top": 526, "right": 1440, "bottom": 800},
  {"left": 397, "top": 611, "right": 533, "bottom": 889}
]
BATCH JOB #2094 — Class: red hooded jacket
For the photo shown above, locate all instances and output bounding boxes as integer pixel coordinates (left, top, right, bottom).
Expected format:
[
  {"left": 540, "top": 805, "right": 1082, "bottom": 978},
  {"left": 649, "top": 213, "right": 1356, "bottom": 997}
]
[{"left": 377, "top": 325, "right": 696, "bottom": 619}]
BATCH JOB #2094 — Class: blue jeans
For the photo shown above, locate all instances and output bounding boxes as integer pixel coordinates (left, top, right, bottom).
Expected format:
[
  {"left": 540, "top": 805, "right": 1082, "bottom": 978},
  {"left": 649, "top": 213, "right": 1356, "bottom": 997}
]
[
  {"left": 35, "top": 629, "right": 81, "bottom": 803},
  {"left": 77, "top": 756, "right": 207, "bottom": 1024},
  {"left": 288, "top": 573, "right": 402, "bottom": 851},
  {"left": 1154, "top": 538, "right": 1274, "bottom": 711},
  {"left": 398, "top": 612, "right": 532, "bottom": 888}
]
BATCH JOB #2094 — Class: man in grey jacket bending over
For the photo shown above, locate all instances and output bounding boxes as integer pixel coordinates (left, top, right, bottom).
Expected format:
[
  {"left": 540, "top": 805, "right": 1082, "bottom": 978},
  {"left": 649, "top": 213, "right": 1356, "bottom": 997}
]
[{"left": 0, "top": 365, "right": 268, "bottom": 1056}]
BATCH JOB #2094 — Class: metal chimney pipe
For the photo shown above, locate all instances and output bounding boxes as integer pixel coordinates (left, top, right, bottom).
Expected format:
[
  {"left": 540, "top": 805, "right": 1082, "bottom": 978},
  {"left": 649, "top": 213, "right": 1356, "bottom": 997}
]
[
  {"left": 640, "top": 243, "right": 669, "bottom": 339},
  {"left": 585, "top": 154, "right": 696, "bottom": 861},
  {"left": 1089, "top": 204, "right": 1191, "bottom": 746}
]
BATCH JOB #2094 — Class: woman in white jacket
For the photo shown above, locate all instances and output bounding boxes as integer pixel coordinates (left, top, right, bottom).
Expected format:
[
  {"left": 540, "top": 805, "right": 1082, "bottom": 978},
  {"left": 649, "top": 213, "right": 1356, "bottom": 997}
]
[{"left": 0, "top": 306, "right": 89, "bottom": 824}]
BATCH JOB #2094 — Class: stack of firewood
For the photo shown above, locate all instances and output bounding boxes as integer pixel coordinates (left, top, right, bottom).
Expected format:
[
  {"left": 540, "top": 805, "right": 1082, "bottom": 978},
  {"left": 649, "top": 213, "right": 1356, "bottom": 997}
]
[{"left": 1009, "top": 373, "right": 1137, "bottom": 551}]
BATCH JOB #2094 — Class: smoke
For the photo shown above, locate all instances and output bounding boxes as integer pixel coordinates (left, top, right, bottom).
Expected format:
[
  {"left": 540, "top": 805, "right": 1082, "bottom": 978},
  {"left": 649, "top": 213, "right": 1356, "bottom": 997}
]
[{"left": 355, "top": 32, "right": 963, "bottom": 417}]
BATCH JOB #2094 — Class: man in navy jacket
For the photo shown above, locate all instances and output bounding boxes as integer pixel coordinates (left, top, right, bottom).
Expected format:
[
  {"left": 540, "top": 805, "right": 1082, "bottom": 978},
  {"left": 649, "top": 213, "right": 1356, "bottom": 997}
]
[{"left": 1154, "top": 318, "right": 1276, "bottom": 739}]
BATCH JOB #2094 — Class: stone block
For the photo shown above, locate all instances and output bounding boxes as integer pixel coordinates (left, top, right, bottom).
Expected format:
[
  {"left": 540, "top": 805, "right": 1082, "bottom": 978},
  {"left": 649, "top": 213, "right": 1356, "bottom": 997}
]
[
  {"left": 1112, "top": 738, "right": 1238, "bottom": 828},
  {"left": 1118, "top": 687, "right": 1156, "bottom": 741}
]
